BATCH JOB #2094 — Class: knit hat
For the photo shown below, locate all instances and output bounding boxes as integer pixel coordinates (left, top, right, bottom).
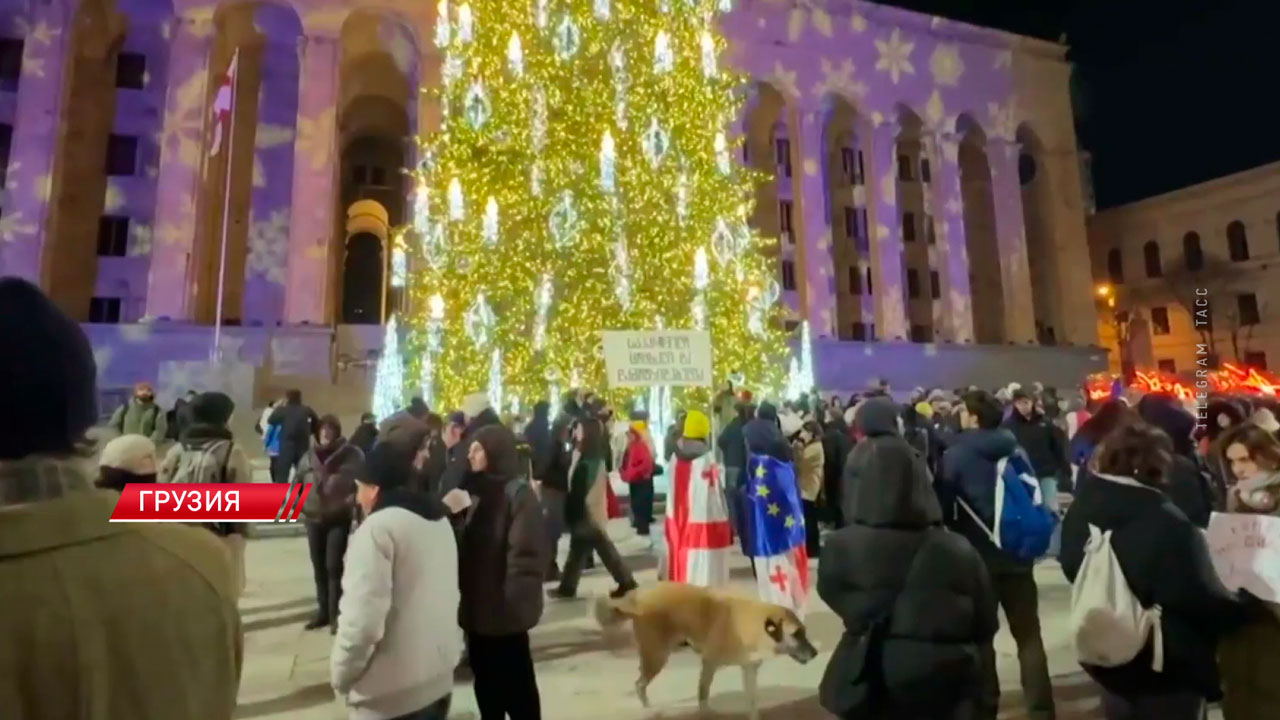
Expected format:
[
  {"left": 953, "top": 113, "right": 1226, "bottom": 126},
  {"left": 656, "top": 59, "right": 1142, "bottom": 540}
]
[
  {"left": 0, "top": 278, "right": 98, "bottom": 460},
  {"left": 683, "top": 410, "right": 711, "bottom": 440},
  {"left": 99, "top": 434, "right": 158, "bottom": 476},
  {"left": 914, "top": 401, "right": 934, "bottom": 419},
  {"left": 190, "top": 391, "right": 235, "bottom": 426},
  {"left": 462, "top": 392, "right": 491, "bottom": 419},
  {"left": 134, "top": 381, "right": 154, "bottom": 396}
]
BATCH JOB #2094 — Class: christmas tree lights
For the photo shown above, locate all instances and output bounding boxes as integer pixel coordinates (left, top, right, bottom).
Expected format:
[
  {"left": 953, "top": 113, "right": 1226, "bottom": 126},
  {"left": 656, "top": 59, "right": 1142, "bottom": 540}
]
[
  {"left": 373, "top": 315, "right": 405, "bottom": 420},
  {"left": 403, "top": 0, "right": 790, "bottom": 409}
]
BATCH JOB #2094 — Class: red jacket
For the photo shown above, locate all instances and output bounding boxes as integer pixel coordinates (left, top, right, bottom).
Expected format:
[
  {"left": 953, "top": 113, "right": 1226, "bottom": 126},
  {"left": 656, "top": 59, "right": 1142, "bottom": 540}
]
[{"left": 619, "top": 430, "right": 655, "bottom": 484}]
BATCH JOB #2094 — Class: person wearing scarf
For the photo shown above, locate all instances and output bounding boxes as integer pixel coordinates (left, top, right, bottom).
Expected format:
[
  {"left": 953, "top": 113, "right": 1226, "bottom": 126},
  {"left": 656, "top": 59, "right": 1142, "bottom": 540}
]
[{"left": 297, "top": 415, "right": 364, "bottom": 632}]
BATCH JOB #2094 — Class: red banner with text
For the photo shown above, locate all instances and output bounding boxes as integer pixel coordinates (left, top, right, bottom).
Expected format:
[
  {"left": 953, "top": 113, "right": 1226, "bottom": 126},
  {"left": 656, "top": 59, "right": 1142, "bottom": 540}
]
[{"left": 110, "top": 483, "right": 311, "bottom": 523}]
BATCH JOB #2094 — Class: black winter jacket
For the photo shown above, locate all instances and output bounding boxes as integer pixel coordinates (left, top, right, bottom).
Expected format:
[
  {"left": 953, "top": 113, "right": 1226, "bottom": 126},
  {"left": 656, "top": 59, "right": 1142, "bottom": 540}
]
[
  {"left": 267, "top": 401, "right": 319, "bottom": 455},
  {"left": 819, "top": 432, "right": 997, "bottom": 719},
  {"left": 1061, "top": 471, "right": 1254, "bottom": 699},
  {"left": 1003, "top": 410, "right": 1068, "bottom": 480}
]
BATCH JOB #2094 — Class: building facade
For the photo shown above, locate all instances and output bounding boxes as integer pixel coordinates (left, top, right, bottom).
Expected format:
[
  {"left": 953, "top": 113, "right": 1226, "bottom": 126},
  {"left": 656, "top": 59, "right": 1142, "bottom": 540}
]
[
  {"left": 0, "top": 0, "right": 1102, "bottom": 407},
  {"left": 1088, "top": 161, "right": 1280, "bottom": 377}
]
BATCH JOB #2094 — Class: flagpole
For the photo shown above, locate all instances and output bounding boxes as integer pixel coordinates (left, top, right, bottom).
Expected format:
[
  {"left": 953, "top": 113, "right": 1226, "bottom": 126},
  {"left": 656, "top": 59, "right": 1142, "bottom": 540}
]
[{"left": 211, "top": 48, "right": 239, "bottom": 362}]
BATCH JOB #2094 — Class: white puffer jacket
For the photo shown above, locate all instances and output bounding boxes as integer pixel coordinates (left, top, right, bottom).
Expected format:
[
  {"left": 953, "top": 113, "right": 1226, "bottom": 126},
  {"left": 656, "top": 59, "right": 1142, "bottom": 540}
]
[{"left": 331, "top": 497, "right": 462, "bottom": 720}]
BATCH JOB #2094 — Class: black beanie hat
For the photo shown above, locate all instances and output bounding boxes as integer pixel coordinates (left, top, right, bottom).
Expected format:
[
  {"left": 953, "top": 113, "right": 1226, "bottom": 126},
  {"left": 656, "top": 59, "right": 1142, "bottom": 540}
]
[
  {"left": 190, "top": 392, "right": 235, "bottom": 426},
  {"left": 0, "top": 278, "right": 99, "bottom": 460},
  {"left": 363, "top": 443, "right": 412, "bottom": 489}
]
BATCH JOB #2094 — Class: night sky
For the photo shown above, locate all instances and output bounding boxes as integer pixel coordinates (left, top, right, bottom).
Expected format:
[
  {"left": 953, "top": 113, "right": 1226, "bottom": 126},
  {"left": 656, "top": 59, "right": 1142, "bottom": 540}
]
[{"left": 887, "top": 0, "right": 1278, "bottom": 209}]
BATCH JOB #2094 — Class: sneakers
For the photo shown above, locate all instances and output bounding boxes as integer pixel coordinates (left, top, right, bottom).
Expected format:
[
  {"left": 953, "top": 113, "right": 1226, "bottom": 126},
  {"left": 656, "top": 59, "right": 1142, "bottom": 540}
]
[
  {"left": 304, "top": 616, "right": 330, "bottom": 631},
  {"left": 547, "top": 587, "right": 576, "bottom": 600},
  {"left": 609, "top": 583, "right": 638, "bottom": 599}
]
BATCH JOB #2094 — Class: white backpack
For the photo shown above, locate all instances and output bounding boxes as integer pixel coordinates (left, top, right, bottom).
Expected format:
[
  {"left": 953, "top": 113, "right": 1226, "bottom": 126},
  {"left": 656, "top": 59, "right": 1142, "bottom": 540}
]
[{"left": 1069, "top": 522, "right": 1164, "bottom": 672}]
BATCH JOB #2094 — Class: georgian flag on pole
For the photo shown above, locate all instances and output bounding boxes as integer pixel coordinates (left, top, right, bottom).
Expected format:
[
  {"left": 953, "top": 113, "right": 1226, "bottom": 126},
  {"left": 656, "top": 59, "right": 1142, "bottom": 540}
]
[
  {"left": 208, "top": 50, "right": 239, "bottom": 157},
  {"left": 743, "top": 454, "right": 810, "bottom": 615},
  {"left": 665, "top": 448, "right": 732, "bottom": 588}
]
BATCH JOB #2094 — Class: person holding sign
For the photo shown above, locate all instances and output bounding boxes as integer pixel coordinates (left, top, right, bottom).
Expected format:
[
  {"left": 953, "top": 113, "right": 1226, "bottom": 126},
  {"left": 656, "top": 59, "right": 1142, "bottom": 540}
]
[{"left": 1215, "top": 424, "right": 1280, "bottom": 720}]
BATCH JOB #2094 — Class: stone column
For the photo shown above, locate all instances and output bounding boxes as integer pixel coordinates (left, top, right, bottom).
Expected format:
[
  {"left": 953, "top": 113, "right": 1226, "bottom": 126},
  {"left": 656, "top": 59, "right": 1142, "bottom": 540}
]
[
  {"left": 988, "top": 138, "right": 1036, "bottom": 344},
  {"left": 241, "top": 40, "right": 300, "bottom": 327},
  {"left": 787, "top": 106, "right": 836, "bottom": 338},
  {"left": 866, "top": 122, "right": 907, "bottom": 341},
  {"left": 0, "top": 0, "right": 72, "bottom": 281},
  {"left": 284, "top": 32, "right": 339, "bottom": 325},
  {"left": 925, "top": 132, "right": 974, "bottom": 343},
  {"left": 145, "top": 15, "right": 214, "bottom": 320}
]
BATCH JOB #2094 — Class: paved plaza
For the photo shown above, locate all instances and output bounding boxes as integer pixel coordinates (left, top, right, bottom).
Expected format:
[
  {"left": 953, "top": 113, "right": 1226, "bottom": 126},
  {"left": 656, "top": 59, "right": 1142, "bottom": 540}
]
[{"left": 232, "top": 518, "right": 1224, "bottom": 720}]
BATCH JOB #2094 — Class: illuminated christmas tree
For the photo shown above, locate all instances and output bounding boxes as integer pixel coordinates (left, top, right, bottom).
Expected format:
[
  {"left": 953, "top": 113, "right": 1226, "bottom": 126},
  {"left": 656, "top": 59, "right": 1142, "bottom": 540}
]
[
  {"left": 372, "top": 315, "right": 405, "bottom": 421},
  {"left": 404, "top": 0, "right": 789, "bottom": 409}
]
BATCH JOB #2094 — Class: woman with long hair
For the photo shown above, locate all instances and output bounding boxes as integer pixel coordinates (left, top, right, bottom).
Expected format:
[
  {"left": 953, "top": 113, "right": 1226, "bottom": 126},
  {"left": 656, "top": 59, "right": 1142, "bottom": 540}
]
[
  {"left": 550, "top": 417, "right": 638, "bottom": 599},
  {"left": 1061, "top": 421, "right": 1257, "bottom": 719},
  {"left": 1069, "top": 399, "right": 1134, "bottom": 468}
]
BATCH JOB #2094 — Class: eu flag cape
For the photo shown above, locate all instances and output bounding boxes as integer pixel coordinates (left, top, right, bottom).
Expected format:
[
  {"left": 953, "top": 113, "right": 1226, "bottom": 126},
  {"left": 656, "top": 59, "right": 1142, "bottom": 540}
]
[{"left": 743, "top": 454, "right": 809, "bottom": 613}]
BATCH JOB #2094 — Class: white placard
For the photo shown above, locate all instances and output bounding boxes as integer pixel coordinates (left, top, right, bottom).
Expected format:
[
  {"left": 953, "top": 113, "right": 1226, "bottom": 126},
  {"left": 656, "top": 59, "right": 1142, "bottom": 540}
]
[
  {"left": 600, "top": 330, "right": 712, "bottom": 388},
  {"left": 1206, "top": 512, "right": 1280, "bottom": 602}
]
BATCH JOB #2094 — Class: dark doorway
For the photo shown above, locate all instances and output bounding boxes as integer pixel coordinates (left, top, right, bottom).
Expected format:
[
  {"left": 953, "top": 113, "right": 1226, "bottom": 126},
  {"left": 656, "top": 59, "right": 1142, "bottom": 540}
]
[{"left": 341, "top": 232, "right": 383, "bottom": 324}]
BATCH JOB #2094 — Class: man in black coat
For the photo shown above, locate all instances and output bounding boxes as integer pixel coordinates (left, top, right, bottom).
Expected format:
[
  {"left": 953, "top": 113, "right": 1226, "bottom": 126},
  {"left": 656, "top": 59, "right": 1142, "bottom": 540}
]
[
  {"left": 267, "top": 389, "right": 319, "bottom": 484},
  {"left": 1005, "top": 388, "right": 1069, "bottom": 544}
]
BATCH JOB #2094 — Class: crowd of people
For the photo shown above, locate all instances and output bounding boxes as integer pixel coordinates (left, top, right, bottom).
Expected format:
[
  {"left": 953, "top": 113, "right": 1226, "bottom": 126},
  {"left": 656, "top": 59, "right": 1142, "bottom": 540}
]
[{"left": 3, "top": 273, "right": 1280, "bottom": 720}]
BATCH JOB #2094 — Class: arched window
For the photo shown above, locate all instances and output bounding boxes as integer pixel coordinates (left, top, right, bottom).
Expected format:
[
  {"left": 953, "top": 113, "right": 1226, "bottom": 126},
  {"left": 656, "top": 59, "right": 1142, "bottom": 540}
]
[
  {"left": 1183, "top": 231, "right": 1204, "bottom": 271},
  {"left": 1143, "top": 240, "right": 1162, "bottom": 278},
  {"left": 1106, "top": 248, "right": 1124, "bottom": 284},
  {"left": 1227, "top": 220, "right": 1250, "bottom": 261}
]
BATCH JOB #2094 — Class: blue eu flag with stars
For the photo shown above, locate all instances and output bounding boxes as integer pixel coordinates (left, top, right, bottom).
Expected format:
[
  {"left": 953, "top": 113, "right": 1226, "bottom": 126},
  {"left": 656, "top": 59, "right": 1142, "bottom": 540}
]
[{"left": 742, "top": 454, "right": 805, "bottom": 557}]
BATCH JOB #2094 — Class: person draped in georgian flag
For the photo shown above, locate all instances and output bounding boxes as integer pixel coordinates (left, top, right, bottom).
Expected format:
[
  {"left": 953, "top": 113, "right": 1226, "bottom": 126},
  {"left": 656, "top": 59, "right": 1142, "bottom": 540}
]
[
  {"left": 743, "top": 451, "right": 810, "bottom": 615},
  {"left": 665, "top": 410, "right": 733, "bottom": 587}
]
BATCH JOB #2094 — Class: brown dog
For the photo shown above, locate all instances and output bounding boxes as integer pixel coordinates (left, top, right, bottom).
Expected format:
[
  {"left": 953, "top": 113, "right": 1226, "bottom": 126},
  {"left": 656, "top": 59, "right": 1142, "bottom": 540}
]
[{"left": 595, "top": 582, "right": 817, "bottom": 719}]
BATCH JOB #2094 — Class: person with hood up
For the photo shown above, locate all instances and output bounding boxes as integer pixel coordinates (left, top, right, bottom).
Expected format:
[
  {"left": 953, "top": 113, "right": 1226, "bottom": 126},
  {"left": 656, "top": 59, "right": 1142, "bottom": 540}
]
[
  {"left": 331, "top": 444, "right": 461, "bottom": 720},
  {"left": 1060, "top": 422, "right": 1258, "bottom": 720},
  {"left": 159, "top": 390, "right": 254, "bottom": 598},
  {"left": 457, "top": 424, "right": 548, "bottom": 719},
  {"left": 97, "top": 434, "right": 159, "bottom": 490},
  {"left": 168, "top": 389, "right": 197, "bottom": 442},
  {"left": 663, "top": 410, "right": 733, "bottom": 588},
  {"left": 938, "top": 390, "right": 1056, "bottom": 720},
  {"left": 619, "top": 410, "right": 657, "bottom": 537},
  {"left": 821, "top": 405, "right": 852, "bottom": 529},
  {"left": 349, "top": 412, "right": 379, "bottom": 455},
  {"left": 551, "top": 417, "right": 638, "bottom": 599},
  {"left": 745, "top": 401, "right": 793, "bottom": 462},
  {"left": 1134, "top": 393, "right": 1217, "bottom": 526},
  {"left": 268, "top": 388, "right": 320, "bottom": 484},
  {"left": 438, "top": 392, "right": 502, "bottom": 498},
  {"left": 840, "top": 397, "right": 904, "bottom": 522},
  {"left": 0, "top": 278, "right": 241, "bottom": 720},
  {"left": 1214, "top": 423, "right": 1280, "bottom": 720},
  {"left": 109, "top": 381, "right": 168, "bottom": 446},
  {"left": 818, "top": 418, "right": 997, "bottom": 720},
  {"left": 296, "top": 415, "right": 365, "bottom": 632}
]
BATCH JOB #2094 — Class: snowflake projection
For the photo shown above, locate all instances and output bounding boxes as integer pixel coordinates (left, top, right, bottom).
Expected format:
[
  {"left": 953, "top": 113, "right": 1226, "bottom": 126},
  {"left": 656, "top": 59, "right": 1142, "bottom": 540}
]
[
  {"left": 763, "top": 0, "right": 833, "bottom": 42},
  {"left": 246, "top": 208, "right": 290, "bottom": 284},
  {"left": 811, "top": 58, "right": 864, "bottom": 101},
  {"left": 850, "top": 12, "right": 867, "bottom": 33},
  {"left": 988, "top": 100, "right": 1017, "bottom": 141},
  {"left": 296, "top": 107, "right": 336, "bottom": 171},
  {"left": 128, "top": 223, "right": 153, "bottom": 257},
  {"left": 874, "top": 27, "right": 915, "bottom": 85},
  {"left": 0, "top": 210, "right": 35, "bottom": 244},
  {"left": 925, "top": 89, "right": 946, "bottom": 130},
  {"left": 929, "top": 43, "right": 965, "bottom": 86},
  {"left": 765, "top": 62, "right": 799, "bottom": 100}
]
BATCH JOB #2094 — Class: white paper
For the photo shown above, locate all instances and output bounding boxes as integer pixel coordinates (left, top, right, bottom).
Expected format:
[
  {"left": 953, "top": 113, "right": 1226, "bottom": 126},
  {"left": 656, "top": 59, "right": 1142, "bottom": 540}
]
[
  {"left": 442, "top": 488, "right": 474, "bottom": 514},
  {"left": 1205, "top": 512, "right": 1280, "bottom": 602}
]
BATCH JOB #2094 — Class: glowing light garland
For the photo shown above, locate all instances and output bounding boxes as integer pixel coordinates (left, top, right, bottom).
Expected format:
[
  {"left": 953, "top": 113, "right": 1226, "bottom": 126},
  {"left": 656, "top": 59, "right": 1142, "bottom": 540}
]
[
  {"left": 1085, "top": 363, "right": 1280, "bottom": 401},
  {"left": 373, "top": 315, "right": 404, "bottom": 420},
  {"left": 402, "top": 0, "right": 788, "bottom": 409}
]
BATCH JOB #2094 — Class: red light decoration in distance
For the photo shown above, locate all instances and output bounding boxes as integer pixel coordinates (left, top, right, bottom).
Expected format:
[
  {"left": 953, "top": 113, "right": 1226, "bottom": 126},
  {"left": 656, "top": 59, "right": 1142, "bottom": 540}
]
[{"left": 1083, "top": 365, "right": 1278, "bottom": 401}]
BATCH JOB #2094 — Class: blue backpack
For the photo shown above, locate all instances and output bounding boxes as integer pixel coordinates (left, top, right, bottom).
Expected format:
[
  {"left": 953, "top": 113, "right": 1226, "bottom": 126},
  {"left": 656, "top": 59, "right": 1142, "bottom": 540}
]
[{"left": 959, "top": 452, "right": 1057, "bottom": 562}]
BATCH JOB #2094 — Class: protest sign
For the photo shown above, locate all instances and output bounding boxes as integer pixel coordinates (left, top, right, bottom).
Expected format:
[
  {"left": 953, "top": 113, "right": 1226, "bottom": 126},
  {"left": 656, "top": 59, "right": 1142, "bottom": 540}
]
[
  {"left": 1205, "top": 512, "right": 1280, "bottom": 603},
  {"left": 600, "top": 330, "right": 713, "bottom": 388}
]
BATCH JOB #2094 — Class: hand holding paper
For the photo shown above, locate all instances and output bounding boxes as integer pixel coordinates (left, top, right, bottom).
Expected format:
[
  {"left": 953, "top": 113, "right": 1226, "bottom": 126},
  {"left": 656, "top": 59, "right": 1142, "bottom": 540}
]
[{"left": 442, "top": 488, "right": 474, "bottom": 514}]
